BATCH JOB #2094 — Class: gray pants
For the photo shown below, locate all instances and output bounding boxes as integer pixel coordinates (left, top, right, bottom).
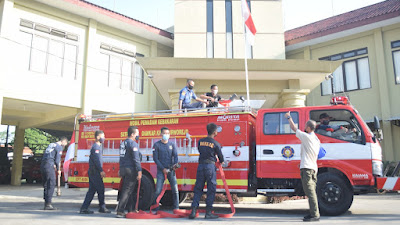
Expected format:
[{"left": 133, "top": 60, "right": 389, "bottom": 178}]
[{"left": 300, "top": 168, "right": 320, "bottom": 218}]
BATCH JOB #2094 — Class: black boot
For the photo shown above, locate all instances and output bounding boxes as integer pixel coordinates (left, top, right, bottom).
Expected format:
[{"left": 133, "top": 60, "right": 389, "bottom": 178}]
[
  {"left": 79, "top": 208, "right": 94, "bottom": 214},
  {"left": 188, "top": 207, "right": 197, "bottom": 219},
  {"left": 205, "top": 210, "right": 218, "bottom": 219},
  {"left": 44, "top": 203, "right": 57, "bottom": 210},
  {"left": 99, "top": 205, "right": 111, "bottom": 213}
]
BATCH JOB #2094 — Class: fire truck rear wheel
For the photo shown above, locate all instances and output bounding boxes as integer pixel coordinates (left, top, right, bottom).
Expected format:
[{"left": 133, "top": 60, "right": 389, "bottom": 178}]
[
  {"left": 317, "top": 172, "right": 353, "bottom": 216},
  {"left": 160, "top": 191, "right": 188, "bottom": 206},
  {"left": 131, "top": 175, "right": 155, "bottom": 210}
]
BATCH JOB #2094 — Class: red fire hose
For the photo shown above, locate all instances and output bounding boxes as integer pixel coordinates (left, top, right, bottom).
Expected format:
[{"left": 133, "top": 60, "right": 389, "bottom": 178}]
[{"left": 126, "top": 162, "right": 235, "bottom": 219}]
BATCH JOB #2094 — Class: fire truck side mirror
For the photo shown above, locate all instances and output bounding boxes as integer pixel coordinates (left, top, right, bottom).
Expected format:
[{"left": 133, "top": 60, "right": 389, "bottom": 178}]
[
  {"left": 374, "top": 116, "right": 381, "bottom": 130},
  {"left": 373, "top": 116, "right": 383, "bottom": 142}
]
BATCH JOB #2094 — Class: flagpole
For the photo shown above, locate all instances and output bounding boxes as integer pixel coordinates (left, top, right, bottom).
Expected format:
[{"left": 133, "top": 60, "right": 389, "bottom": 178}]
[{"left": 243, "top": 27, "right": 251, "bottom": 108}]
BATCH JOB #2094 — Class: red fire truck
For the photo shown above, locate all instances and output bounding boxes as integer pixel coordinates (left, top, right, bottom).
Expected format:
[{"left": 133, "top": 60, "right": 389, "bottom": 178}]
[{"left": 67, "top": 96, "right": 400, "bottom": 216}]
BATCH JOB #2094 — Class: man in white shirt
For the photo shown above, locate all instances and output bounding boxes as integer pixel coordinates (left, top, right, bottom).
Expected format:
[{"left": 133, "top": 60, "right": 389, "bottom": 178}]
[{"left": 285, "top": 111, "right": 320, "bottom": 222}]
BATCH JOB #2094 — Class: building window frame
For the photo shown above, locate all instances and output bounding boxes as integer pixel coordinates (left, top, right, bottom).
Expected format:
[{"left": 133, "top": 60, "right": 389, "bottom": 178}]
[
  {"left": 19, "top": 19, "right": 79, "bottom": 80},
  {"left": 391, "top": 40, "right": 400, "bottom": 85},
  {"left": 206, "top": 0, "right": 214, "bottom": 58},
  {"left": 225, "top": 0, "right": 233, "bottom": 59},
  {"left": 320, "top": 48, "right": 371, "bottom": 96},
  {"left": 99, "top": 45, "right": 143, "bottom": 93}
]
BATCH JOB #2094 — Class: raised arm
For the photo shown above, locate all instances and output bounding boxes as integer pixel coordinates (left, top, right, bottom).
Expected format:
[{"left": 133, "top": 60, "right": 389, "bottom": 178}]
[{"left": 285, "top": 111, "right": 298, "bottom": 133}]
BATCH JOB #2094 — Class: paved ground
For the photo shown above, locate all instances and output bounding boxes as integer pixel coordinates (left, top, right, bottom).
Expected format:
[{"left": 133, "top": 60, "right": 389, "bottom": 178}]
[{"left": 0, "top": 184, "right": 399, "bottom": 225}]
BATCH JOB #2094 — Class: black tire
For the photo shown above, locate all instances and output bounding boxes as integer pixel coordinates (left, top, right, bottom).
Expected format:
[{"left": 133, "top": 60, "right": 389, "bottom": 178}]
[
  {"left": 160, "top": 191, "right": 188, "bottom": 206},
  {"left": 317, "top": 172, "right": 353, "bottom": 216},
  {"left": 131, "top": 175, "right": 155, "bottom": 210}
]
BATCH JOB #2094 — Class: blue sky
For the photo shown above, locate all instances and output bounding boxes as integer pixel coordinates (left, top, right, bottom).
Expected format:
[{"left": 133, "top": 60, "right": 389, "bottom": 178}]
[{"left": 86, "top": 0, "right": 385, "bottom": 30}]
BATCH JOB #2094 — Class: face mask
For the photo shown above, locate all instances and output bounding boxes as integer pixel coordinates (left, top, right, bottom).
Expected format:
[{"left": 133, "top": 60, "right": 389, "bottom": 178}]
[
  {"left": 188, "top": 85, "right": 194, "bottom": 90},
  {"left": 322, "top": 120, "right": 330, "bottom": 125},
  {"left": 162, "top": 134, "right": 170, "bottom": 141},
  {"left": 135, "top": 135, "right": 140, "bottom": 142},
  {"left": 212, "top": 90, "right": 218, "bottom": 95},
  {"left": 99, "top": 137, "right": 105, "bottom": 143}
]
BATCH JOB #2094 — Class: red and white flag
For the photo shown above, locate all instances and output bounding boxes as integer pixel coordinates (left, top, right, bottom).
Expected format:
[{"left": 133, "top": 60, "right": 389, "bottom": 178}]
[
  {"left": 241, "top": 0, "right": 257, "bottom": 46},
  {"left": 63, "top": 132, "right": 75, "bottom": 182}
]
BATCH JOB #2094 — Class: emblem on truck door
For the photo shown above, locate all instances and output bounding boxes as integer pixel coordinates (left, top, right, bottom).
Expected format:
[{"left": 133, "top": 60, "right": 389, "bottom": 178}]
[{"left": 281, "top": 146, "right": 294, "bottom": 159}]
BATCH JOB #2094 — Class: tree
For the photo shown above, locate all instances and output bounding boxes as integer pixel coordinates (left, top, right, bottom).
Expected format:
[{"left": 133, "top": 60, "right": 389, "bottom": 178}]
[{"left": 24, "top": 128, "right": 58, "bottom": 154}]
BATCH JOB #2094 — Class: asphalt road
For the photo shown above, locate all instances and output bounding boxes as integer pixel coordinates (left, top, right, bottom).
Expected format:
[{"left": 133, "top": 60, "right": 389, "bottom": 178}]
[{"left": 0, "top": 184, "right": 399, "bottom": 225}]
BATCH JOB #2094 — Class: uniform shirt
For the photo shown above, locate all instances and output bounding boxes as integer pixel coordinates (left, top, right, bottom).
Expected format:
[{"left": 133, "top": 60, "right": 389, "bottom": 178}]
[
  {"left": 153, "top": 140, "right": 178, "bottom": 171},
  {"left": 296, "top": 129, "right": 320, "bottom": 173},
  {"left": 89, "top": 143, "right": 103, "bottom": 172},
  {"left": 179, "top": 87, "right": 197, "bottom": 105},
  {"left": 119, "top": 138, "right": 142, "bottom": 171},
  {"left": 197, "top": 137, "right": 224, "bottom": 164},
  {"left": 205, "top": 92, "right": 222, "bottom": 108},
  {"left": 42, "top": 143, "right": 63, "bottom": 170}
]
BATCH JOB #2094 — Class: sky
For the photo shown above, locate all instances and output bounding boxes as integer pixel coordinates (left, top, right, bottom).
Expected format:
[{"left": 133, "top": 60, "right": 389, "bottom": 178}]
[{"left": 86, "top": 0, "right": 385, "bottom": 31}]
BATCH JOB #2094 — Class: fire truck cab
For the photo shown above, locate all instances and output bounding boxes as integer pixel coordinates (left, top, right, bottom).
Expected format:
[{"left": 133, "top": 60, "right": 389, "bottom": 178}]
[{"left": 67, "top": 97, "right": 398, "bottom": 216}]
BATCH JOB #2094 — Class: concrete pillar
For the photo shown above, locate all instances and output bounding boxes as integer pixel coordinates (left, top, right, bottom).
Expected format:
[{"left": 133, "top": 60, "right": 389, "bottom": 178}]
[
  {"left": 303, "top": 46, "right": 311, "bottom": 60},
  {"left": 280, "top": 89, "right": 310, "bottom": 108},
  {"left": 150, "top": 41, "right": 158, "bottom": 57},
  {"left": 374, "top": 28, "right": 394, "bottom": 160},
  {"left": 11, "top": 127, "right": 25, "bottom": 186},
  {"left": 169, "top": 91, "right": 180, "bottom": 110},
  {"left": 81, "top": 19, "right": 97, "bottom": 116}
]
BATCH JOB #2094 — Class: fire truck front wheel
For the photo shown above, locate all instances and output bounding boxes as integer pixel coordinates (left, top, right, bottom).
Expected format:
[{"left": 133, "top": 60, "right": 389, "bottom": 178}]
[
  {"left": 160, "top": 191, "right": 188, "bottom": 206},
  {"left": 317, "top": 172, "right": 353, "bottom": 216},
  {"left": 131, "top": 175, "right": 155, "bottom": 210}
]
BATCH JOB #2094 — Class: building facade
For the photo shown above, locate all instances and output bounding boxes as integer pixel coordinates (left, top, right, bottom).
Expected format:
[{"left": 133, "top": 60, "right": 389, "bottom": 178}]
[
  {"left": 285, "top": 0, "right": 400, "bottom": 161},
  {"left": 0, "top": 0, "right": 173, "bottom": 185}
]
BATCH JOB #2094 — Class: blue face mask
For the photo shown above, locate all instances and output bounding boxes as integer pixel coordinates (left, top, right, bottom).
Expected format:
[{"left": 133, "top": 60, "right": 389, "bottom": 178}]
[
  {"left": 162, "top": 134, "right": 170, "bottom": 141},
  {"left": 99, "top": 137, "right": 105, "bottom": 143},
  {"left": 135, "top": 135, "right": 140, "bottom": 142}
]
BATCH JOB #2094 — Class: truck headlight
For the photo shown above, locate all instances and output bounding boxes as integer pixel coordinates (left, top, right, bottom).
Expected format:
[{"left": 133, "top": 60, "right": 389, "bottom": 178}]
[{"left": 372, "top": 160, "right": 383, "bottom": 177}]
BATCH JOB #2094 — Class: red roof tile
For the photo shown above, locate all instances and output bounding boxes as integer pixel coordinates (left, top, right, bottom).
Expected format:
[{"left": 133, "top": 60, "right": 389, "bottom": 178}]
[
  {"left": 284, "top": 0, "right": 400, "bottom": 46},
  {"left": 62, "top": 0, "right": 173, "bottom": 39}
]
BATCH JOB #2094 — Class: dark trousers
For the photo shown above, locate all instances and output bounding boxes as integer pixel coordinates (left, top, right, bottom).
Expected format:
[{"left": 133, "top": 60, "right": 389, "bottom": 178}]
[
  {"left": 191, "top": 164, "right": 217, "bottom": 210},
  {"left": 41, "top": 163, "right": 55, "bottom": 204},
  {"left": 81, "top": 169, "right": 105, "bottom": 210},
  {"left": 117, "top": 167, "right": 138, "bottom": 213}
]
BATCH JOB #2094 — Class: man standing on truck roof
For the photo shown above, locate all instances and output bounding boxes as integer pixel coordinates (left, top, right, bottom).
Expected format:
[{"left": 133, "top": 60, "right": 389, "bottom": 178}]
[
  {"left": 41, "top": 136, "right": 68, "bottom": 210},
  {"left": 189, "top": 123, "right": 224, "bottom": 220},
  {"left": 152, "top": 127, "right": 179, "bottom": 212},
  {"left": 285, "top": 112, "right": 320, "bottom": 222},
  {"left": 79, "top": 130, "right": 111, "bottom": 214},
  {"left": 200, "top": 84, "right": 224, "bottom": 108},
  {"left": 116, "top": 126, "right": 142, "bottom": 218},
  {"left": 178, "top": 79, "right": 208, "bottom": 110}
]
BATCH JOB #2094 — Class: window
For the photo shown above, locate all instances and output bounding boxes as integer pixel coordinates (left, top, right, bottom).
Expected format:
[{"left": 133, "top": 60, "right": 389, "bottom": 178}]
[
  {"left": 393, "top": 50, "right": 400, "bottom": 84},
  {"left": 20, "top": 19, "right": 78, "bottom": 79},
  {"left": 391, "top": 40, "right": 400, "bottom": 84},
  {"left": 225, "top": 0, "right": 233, "bottom": 59},
  {"left": 310, "top": 110, "right": 364, "bottom": 144},
  {"left": 263, "top": 112, "right": 299, "bottom": 135},
  {"left": 99, "top": 46, "right": 143, "bottom": 93},
  {"left": 206, "top": 0, "right": 214, "bottom": 58},
  {"left": 320, "top": 48, "right": 371, "bottom": 95},
  {"left": 134, "top": 63, "right": 144, "bottom": 94}
]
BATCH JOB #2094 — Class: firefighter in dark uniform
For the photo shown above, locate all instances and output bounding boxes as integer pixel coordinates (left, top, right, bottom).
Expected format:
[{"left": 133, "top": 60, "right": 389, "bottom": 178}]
[
  {"left": 189, "top": 123, "right": 224, "bottom": 219},
  {"left": 79, "top": 130, "right": 111, "bottom": 214},
  {"left": 116, "top": 126, "right": 142, "bottom": 218},
  {"left": 41, "top": 136, "right": 68, "bottom": 210},
  {"left": 152, "top": 127, "right": 179, "bottom": 211}
]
